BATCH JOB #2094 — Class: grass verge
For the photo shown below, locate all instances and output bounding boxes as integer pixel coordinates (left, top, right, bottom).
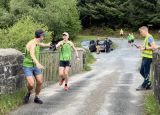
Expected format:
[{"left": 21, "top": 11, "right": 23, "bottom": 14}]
[
  {"left": 144, "top": 91, "right": 160, "bottom": 115},
  {"left": 74, "top": 35, "right": 98, "bottom": 71},
  {"left": 0, "top": 88, "right": 26, "bottom": 115},
  {"left": 83, "top": 50, "right": 96, "bottom": 71},
  {"left": 80, "top": 27, "right": 160, "bottom": 40}
]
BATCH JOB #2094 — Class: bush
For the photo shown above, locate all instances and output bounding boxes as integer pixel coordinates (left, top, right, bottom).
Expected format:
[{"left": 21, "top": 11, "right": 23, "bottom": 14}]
[
  {"left": 0, "top": 8, "right": 15, "bottom": 28},
  {"left": 9, "top": 0, "right": 81, "bottom": 40},
  {"left": 105, "top": 27, "right": 114, "bottom": 35},
  {"left": 0, "top": 16, "right": 51, "bottom": 52}
]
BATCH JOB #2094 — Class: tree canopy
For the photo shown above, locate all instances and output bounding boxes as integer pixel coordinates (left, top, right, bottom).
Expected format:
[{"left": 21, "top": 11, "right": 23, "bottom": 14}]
[
  {"left": 0, "top": 0, "right": 81, "bottom": 39},
  {"left": 78, "top": 0, "right": 160, "bottom": 29}
]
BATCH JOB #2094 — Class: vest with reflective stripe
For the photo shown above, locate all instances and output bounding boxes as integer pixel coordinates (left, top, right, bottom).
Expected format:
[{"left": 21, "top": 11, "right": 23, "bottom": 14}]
[{"left": 141, "top": 34, "right": 153, "bottom": 58}]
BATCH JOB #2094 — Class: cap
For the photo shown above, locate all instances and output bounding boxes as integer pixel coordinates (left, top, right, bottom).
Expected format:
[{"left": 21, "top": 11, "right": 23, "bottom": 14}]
[
  {"left": 62, "top": 32, "right": 69, "bottom": 38},
  {"left": 35, "top": 29, "right": 45, "bottom": 38}
]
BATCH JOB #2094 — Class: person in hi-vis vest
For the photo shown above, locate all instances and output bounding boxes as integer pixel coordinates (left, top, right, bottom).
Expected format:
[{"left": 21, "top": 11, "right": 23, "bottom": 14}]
[{"left": 136, "top": 26, "right": 158, "bottom": 91}]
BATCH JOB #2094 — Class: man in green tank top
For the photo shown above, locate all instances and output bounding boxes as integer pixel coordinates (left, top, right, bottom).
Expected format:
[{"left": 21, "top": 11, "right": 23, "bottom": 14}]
[
  {"left": 23, "top": 29, "right": 51, "bottom": 104},
  {"left": 56, "top": 32, "right": 80, "bottom": 91}
]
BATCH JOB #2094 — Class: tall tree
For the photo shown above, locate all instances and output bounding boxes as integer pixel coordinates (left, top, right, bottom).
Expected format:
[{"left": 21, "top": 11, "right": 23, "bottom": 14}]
[{"left": 78, "top": 0, "right": 160, "bottom": 29}]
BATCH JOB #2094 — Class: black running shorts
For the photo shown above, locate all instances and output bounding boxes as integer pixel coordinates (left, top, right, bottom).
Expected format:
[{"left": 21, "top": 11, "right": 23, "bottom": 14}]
[{"left": 59, "top": 61, "right": 71, "bottom": 67}]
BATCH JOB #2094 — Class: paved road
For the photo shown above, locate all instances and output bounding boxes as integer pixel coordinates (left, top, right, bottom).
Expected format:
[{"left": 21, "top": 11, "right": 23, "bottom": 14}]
[{"left": 11, "top": 38, "right": 146, "bottom": 115}]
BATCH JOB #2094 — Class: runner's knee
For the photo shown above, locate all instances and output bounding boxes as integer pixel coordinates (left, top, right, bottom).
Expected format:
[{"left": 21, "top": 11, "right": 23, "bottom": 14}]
[
  {"left": 26, "top": 78, "right": 34, "bottom": 89},
  {"left": 59, "top": 72, "right": 64, "bottom": 76},
  {"left": 64, "top": 71, "right": 69, "bottom": 76},
  {"left": 28, "top": 82, "right": 34, "bottom": 89},
  {"left": 37, "top": 80, "right": 43, "bottom": 86}
]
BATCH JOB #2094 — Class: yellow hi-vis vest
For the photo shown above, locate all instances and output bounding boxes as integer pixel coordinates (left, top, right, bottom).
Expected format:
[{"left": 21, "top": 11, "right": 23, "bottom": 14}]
[{"left": 141, "top": 34, "right": 153, "bottom": 58}]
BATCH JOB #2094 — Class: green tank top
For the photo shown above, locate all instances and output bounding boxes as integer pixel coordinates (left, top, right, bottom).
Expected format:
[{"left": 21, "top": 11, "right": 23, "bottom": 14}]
[
  {"left": 23, "top": 44, "right": 40, "bottom": 67},
  {"left": 59, "top": 41, "right": 73, "bottom": 61},
  {"left": 127, "top": 35, "right": 132, "bottom": 41}
]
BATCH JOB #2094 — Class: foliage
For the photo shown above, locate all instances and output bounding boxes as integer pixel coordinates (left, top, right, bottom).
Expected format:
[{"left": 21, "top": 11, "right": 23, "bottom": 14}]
[
  {"left": 10, "top": 0, "right": 81, "bottom": 39},
  {"left": 0, "top": 88, "right": 26, "bottom": 115},
  {"left": 0, "top": 16, "right": 51, "bottom": 52},
  {"left": 144, "top": 91, "right": 160, "bottom": 115},
  {"left": 78, "top": 0, "right": 160, "bottom": 29},
  {"left": 0, "top": 0, "right": 81, "bottom": 40}
]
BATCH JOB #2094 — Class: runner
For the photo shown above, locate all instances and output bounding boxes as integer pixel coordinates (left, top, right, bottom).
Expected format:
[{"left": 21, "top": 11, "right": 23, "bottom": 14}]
[
  {"left": 127, "top": 33, "right": 135, "bottom": 46},
  {"left": 130, "top": 33, "right": 135, "bottom": 45},
  {"left": 56, "top": 32, "right": 80, "bottom": 91},
  {"left": 23, "top": 29, "right": 51, "bottom": 104},
  {"left": 127, "top": 33, "right": 132, "bottom": 46}
]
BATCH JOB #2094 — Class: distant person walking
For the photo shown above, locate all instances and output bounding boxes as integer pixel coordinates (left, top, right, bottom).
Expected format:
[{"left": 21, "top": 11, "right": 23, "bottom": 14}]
[
  {"left": 136, "top": 26, "right": 158, "bottom": 91},
  {"left": 120, "top": 29, "right": 124, "bottom": 38}
]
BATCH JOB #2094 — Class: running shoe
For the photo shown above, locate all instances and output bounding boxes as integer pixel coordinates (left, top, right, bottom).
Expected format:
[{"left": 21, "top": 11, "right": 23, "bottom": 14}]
[
  {"left": 34, "top": 97, "right": 43, "bottom": 104},
  {"left": 64, "top": 85, "right": 69, "bottom": 91},
  {"left": 23, "top": 92, "right": 31, "bottom": 104}
]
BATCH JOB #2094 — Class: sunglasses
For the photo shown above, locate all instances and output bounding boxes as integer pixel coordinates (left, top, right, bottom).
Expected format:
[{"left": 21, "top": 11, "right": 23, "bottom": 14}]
[{"left": 62, "top": 34, "right": 67, "bottom": 36}]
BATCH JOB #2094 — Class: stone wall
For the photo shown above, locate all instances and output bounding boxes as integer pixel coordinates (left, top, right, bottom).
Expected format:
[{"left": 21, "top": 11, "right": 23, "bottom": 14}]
[
  {"left": 0, "top": 48, "right": 85, "bottom": 94},
  {"left": 0, "top": 49, "right": 24, "bottom": 94},
  {"left": 152, "top": 48, "right": 160, "bottom": 104}
]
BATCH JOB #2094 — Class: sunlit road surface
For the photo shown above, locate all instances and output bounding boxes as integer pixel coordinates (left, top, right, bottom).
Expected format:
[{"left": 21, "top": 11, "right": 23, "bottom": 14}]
[{"left": 11, "top": 38, "right": 146, "bottom": 115}]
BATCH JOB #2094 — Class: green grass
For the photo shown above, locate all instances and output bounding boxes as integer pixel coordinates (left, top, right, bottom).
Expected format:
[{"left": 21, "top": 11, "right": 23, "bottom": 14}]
[
  {"left": 83, "top": 50, "right": 96, "bottom": 71},
  {"left": 144, "top": 91, "right": 160, "bottom": 115},
  {"left": 0, "top": 88, "right": 26, "bottom": 115},
  {"left": 74, "top": 35, "right": 98, "bottom": 71},
  {"left": 74, "top": 35, "right": 105, "bottom": 47},
  {"left": 80, "top": 27, "right": 160, "bottom": 40},
  {"left": 76, "top": 35, "right": 97, "bottom": 41}
]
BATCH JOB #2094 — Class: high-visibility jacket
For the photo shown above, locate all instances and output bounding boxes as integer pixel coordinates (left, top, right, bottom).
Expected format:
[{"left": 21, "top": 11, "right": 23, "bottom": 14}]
[{"left": 141, "top": 34, "right": 154, "bottom": 59}]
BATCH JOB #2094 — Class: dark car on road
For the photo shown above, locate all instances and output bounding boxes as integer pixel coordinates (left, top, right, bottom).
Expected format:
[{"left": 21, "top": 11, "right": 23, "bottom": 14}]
[{"left": 89, "top": 40, "right": 106, "bottom": 52}]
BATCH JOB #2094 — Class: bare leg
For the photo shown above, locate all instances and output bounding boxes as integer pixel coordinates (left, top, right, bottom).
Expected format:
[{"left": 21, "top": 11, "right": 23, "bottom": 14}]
[
  {"left": 35, "top": 74, "right": 43, "bottom": 97},
  {"left": 59, "top": 67, "right": 65, "bottom": 80},
  {"left": 64, "top": 67, "right": 70, "bottom": 85},
  {"left": 59, "top": 67, "right": 65, "bottom": 85},
  {"left": 26, "top": 77, "right": 34, "bottom": 93},
  {"left": 23, "top": 77, "right": 34, "bottom": 103}
]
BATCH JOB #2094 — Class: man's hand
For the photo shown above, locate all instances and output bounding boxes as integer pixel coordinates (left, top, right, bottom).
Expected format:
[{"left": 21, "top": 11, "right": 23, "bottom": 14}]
[
  {"left": 36, "top": 63, "right": 45, "bottom": 69},
  {"left": 140, "top": 47, "right": 145, "bottom": 51},
  {"left": 133, "top": 44, "right": 141, "bottom": 49}
]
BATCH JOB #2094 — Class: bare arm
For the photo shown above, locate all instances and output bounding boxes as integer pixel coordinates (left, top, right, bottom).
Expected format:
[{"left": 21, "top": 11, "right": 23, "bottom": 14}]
[
  {"left": 29, "top": 44, "right": 44, "bottom": 69},
  {"left": 72, "top": 44, "right": 79, "bottom": 58},
  {"left": 39, "top": 42, "right": 51, "bottom": 47},
  {"left": 56, "top": 42, "right": 62, "bottom": 49}
]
